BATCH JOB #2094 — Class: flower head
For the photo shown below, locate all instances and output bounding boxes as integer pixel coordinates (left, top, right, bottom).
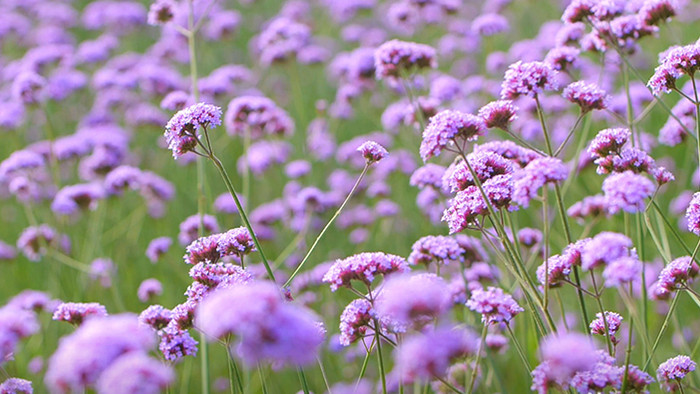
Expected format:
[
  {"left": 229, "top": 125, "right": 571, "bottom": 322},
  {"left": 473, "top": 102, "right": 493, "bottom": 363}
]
[
  {"left": 420, "top": 110, "right": 486, "bottom": 162},
  {"left": 374, "top": 39, "right": 437, "bottom": 79},
  {"left": 589, "top": 311, "right": 623, "bottom": 344},
  {"left": 466, "top": 286, "right": 523, "bottom": 325},
  {"left": 602, "top": 171, "right": 655, "bottom": 213},
  {"left": 164, "top": 103, "right": 222, "bottom": 159},
  {"left": 563, "top": 81, "right": 610, "bottom": 113},
  {"left": 323, "top": 252, "right": 410, "bottom": 291},
  {"left": 500, "top": 61, "right": 559, "bottom": 99},
  {"left": 357, "top": 141, "right": 388, "bottom": 164},
  {"left": 52, "top": 302, "right": 108, "bottom": 325},
  {"left": 657, "top": 355, "right": 696, "bottom": 391},
  {"left": 375, "top": 273, "right": 452, "bottom": 331}
]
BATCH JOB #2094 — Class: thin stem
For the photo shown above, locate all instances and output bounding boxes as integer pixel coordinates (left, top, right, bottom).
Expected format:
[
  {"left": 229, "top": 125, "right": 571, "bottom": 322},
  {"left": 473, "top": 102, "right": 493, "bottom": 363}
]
[
  {"left": 690, "top": 76, "right": 700, "bottom": 173},
  {"left": 208, "top": 153, "right": 276, "bottom": 281},
  {"left": 284, "top": 165, "right": 370, "bottom": 287},
  {"left": 643, "top": 292, "right": 681, "bottom": 371},
  {"left": 355, "top": 338, "right": 375, "bottom": 389},
  {"left": 553, "top": 112, "right": 584, "bottom": 157},
  {"left": 435, "top": 376, "right": 464, "bottom": 394},
  {"left": 467, "top": 324, "right": 489, "bottom": 394},
  {"left": 374, "top": 318, "right": 388, "bottom": 394},
  {"left": 621, "top": 315, "right": 634, "bottom": 393},
  {"left": 590, "top": 273, "right": 614, "bottom": 356},
  {"left": 258, "top": 365, "right": 269, "bottom": 394},
  {"left": 226, "top": 345, "right": 244, "bottom": 394},
  {"left": 297, "top": 368, "right": 310, "bottom": 394},
  {"left": 506, "top": 324, "right": 531, "bottom": 371}
]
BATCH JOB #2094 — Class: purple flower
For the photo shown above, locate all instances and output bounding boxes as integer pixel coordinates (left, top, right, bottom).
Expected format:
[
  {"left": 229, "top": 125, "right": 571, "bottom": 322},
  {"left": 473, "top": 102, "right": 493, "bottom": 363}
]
[
  {"left": 16, "top": 225, "right": 62, "bottom": 262},
  {"left": 537, "top": 255, "right": 572, "bottom": 288},
  {"left": 0, "top": 378, "right": 32, "bottom": 394},
  {"left": 45, "top": 314, "right": 154, "bottom": 391},
  {"left": 178, "top": 214, "right": 219, "bottom": 246},
  {"left": 603, "top": 256, "right": 642, "bottom": 287},
  {"left": 147, "top": 0, "right": 176, "bottom": 25},
  {"left": 602, "top": 171, "right": 655, "bottom": 213},
  {"left": 472, "top": 13, "right": 509, "bottom": 36},
  {"left": 563, "top": 81, "right": 610, "bottom": 113},
  {"left": 500, "top": 61, "right": 559, "bottom": 99},
  {"left": 12, "top": 71, "right": 46, "bottom": 105},
  {"left": 685, "top": 192, "right": 700, "bottom": 235},
  {"left": 196, "top": 282, "right": 323, "bottom": 366},
  {"left": 420, "top": 110, "right": 486, "bottom": 161},
  {"left": 655, "top": 256, "right": 699, "bottom": 293},
  {"left": 51, "top": 183, "right": 106, "bottom": 216},
  {"left": 375, "top": 273, "right": 452, "bottom": 331},
  {"left": 0, "top": 241, "right": 16, "bottom": 261},
  {"left": 568, "top": 195, "right": 610, "bottom": 219},
  {"left": 158, "top": 324, "right": 198, "bottom": 362},
  {"left": 444, "top": 151, "right": 514, "bottom": 192},
  {"left": 648, "top": 44, "right": 700, "bottom": 96},
  {"left": 0, "top": 305, "right": 39, "bottom": 362},
  {"left": 8, "top": 290, "right": 58, "bottom": 313},
  {"left": 164, "top": 103, "right": 222, "bottom": 159},
  {"left": 570, "top": 354, "right": 623, "bottom": 393},
  {"left": 442, "top": 174, "right": 514, "bottom": 233},
  {"left": 475, "top": 140, "right": 539, "bottom": 167},
  {"left": 626, "top": 365, "right": 656, "bottom": 392},
  {"left": 357, "top": 141, "right": 388, "bottom": 164},
  {"left": 137, "top": 279, "right": 163, "bottom": 303},
  {"left": 224, "top": 96, "right": 294, "bottom": 139},
  {"left": 589, "top": 311, "right": 623, "bottom": 344},
  {"left": 544, "top": 46, "right": 581, "bottom": 72},
  {"left": 466, "top": 286, "right": 523, "bottom": 325},
  {"left": 478, "top": 100, "right": 518, "bottom": 130},
  {"left": 410, "top": 164, "right": 446, "bottom": 189},
  {"left": 393, "top": 326, "right": 478, "bottom": 383},
  {"left": 96, "top": 353, "right": 174, "bottom": 394},
  {"left": 518, "top": 228, "right": 542, "bottom": 247},
  {"left": 374, "top": 39, "right": 437, "bottom": 79},
  {"left": 217, "top": 227, "right": 256, "bottom": 258},
  {"left": 408, "top": 235, "right": 464, "bottom": 266},
  {"left": 339, "top": 299, "right": 374, "bottom": 346},
  {"left": 539, "top": 333, "right": 599, "bottom": 384},
  {"left": 587, "top": 128, "right": 631, "bottom": 158},
  {"left": 138, "top": 305, "right": 172, "bottom": 331},
  {"left": 640, "top": 0, "right": 677, "bottom": 26},
  {"left": 581, "top": 232, "right": 634, "bottom": 270},
  {"left": 255, "top": 17, "right": 311, "bottom": 66},
  {"left": 323, "top": 252, "right": 410, "bottom": 291},
  {"left": 145, "top": 237, "right": 172, "bottom": 263},
  {"left": 657, "top": 355, "right": 696, "bottom": 391},
  {"left": 52, "top": 302, "right": 108, "bottom": 325},
  {"left": 89, "top": 258, "right": 115, "bottom": 288}
]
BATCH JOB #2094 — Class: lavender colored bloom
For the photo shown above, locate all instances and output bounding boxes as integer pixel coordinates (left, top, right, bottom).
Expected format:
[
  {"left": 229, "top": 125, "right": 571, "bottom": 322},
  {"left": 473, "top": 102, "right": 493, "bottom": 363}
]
[
  {"left": 648, "top": 44, "right": 700, "bottom": 96},
  {"left": 285, "top": 160, "right": 311, "bottom": 179},
  {"left": 375, "top": 273, "right": 451, "bottom": 331},
  {"left": 89, "top": 258, "right": 114, "bottom": 288},
  {"left": 0, "top": 241, "right": 16, "bottom": 261},
  {"left": 164, "top": 103, "right": 222, "bottom": 159},
  {"left": 602, "top": 171, "right": 655, "bottom": 213},
  {"left": 147, "top": 0, "right": 176, "bottom": 25},
  {"left": 466, "top": 286, "right": 523, "bottom": 325},
  {"left": 656, "top": 256, "right": 699, "bottom": 293},
  {"left": 571, "top": 356, "right": 623, "bottom": 393},
  {"left": 96, "top": 353, "right": 174, "bottom": 394},
  {"left": 52, "top": 302, "right": 108, "bottom": 325},
  {"left": 137, "top": 279, "right": 163, "bottom": 303},
  {"left": 146, "top": 237, "right": 172, "bottom": 263},
  {"left": 339, "top": 299, "right": 374, "bottom": 346},
  {"left": 45, "top": 314, "right": 154, "bottom": 391},
  {"left": 568, "top": 195, "right": 611, "bottom": 219},
  {"left": 589, "top": 311, "right": 623, "bottom": 344},
  {"left": 500, "top": 61, "right": 559, "bottom": 100},
  {"left": 0, "top": 151, "right": 45, "bottom": 179},
  {"left": 51, "top": 183, "right": 106, "bottom": 215},
  {"left": 420, "top": 110, "right": 486, "bottom": 161},
  {"left": 12, "top": 71, "right": 45, "bottom": 105},
  {"left": 603, "top": 256, "right": 642, "bottom": 287},
  {"left": 544, "top": 46, "right": 580, "bottom": 72},
  {"left": 8, "top": 290, "right": 58, "bottom": 313},
  {"left": 196, "top": 282, "right": 323, "bottom": 366},
  {"left": 394, "top": 327, "right": 477, "bottom": 383},
  {"left": 184, "top": 235, "right": 222, "bottom": 265},
  {"left": 256, "top": 17, "right": 311, "bottom": 66},
  {"left": 657, "top": 355, "right": 696, "bottom": 391},
  {"left": 410, "top": 164, "right": 446, "bottom": 189},
  {"left": 581, "top": 232, "right": 634, "bottom": 270},
  {"left": 323, "top": 252, "right": 410, "bottom": 291},
  {"left": 237, "top": 140, "right": 292, "bottom": 175},
  {"left": 685, "top": 192, "right": 700, "bottom": 235},
  {"left": 640, "top": 0, "right": 677, "bottom": 26},
  {"left": 224, "top": 96, "right": 294, "bottom": 139},
  {"left": 538, "top": 333, "right": 599, "bottom": 385},
  {"left": 587, "top": 128, "right": 631, "bottom": 158},
  {"left": 374, "top": 39, "right": 437, "bottom": 79},
  {"left": 537, "top": 255, "right": 572, "bottom": 288},
  {"left": 563, "top": 81, "right": 610, "bottom": 113},
  {"left": 0, "top": 305, "right": 39, "bottom": 362},
  {"left": 217, "top": 227, "right": 256, "bottom": 258},
  {"left": 478, "top": 100, "right": 518, "bottom": 130},
  {"left": 0, "top": 378, "right": 32, "bottom": 394},
  {"left": 472, "top": 13, "right": 509, "bottom": 36},
  {"left": 444, "top": 151, "right": 514, "bottom": 192},
  {"left": 407, "top": 235, "right": 463, "bottom": 265},
  {"left": 513, "top": 158, "right": 568, "bottom": 208},
  {"left": 178, "top": 214, "right": 219, "bottom": 246},
  {"left": 16, "top": 225, "right": 60, "bottom": 262},
  {"left": 443, "top": 175, "right": 514, "bottom": 233},
  {"left": 357, "top": 141, "right": 388, "bottom": 164},
  {"left": 518, "top": 228, "right": 542, "bottom": 247},
  {"left": 158, "top": 324, "right": 198, "bottom": 362},
  {"left": 138, "top": 305, "right": 172, "bottom": 330},
  {"left": 475, "top": 140, "right": 539, "bottom": 167}
]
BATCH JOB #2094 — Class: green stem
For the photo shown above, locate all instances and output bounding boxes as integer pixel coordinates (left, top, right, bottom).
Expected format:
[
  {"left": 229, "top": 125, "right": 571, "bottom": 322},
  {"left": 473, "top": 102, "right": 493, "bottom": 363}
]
[
  {"left": 297, "top": 368, "right": 310, "bottom": 394},
  {"left": 506, "top": 324, "right": 531, "bottom": 371},
  {"left": 621, "top": 315, "right": 634, "bottom": 393},
  {"left": 643, "top": 292, "right": 681, "bottom": 371},
  {"left": 690, "top": 76, "right": 700, "bottom": 172},
  {"left": 258, "top": 365, "right": 269, "bottom": 394},
  {"left": 284, "top": 165, "right": 369, "bottom": 287},
  {"left": 467, "top": 325, "right": 488, "bottom": 394},
  {"left": 226, "top": 345, "right": 244, "bottom": 394},
  {"left": 374, "top": 318, "right": 388, "bottom": 394}
]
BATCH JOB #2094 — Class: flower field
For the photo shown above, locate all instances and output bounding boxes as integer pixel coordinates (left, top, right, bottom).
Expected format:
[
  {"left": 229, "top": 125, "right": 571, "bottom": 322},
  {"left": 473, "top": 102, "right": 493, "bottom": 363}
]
[{"left": 1, "top": 0, "right": 700, "bottom": 393}]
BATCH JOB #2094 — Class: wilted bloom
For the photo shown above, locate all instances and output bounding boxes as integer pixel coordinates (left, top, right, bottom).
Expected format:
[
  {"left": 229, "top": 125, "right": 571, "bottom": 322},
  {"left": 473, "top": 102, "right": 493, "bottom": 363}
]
[
  {"left": 589, "top": 312, "right": 623, "bottom": 345},
  {"left": 357, "top": 141, "right": 388, "bottom": 164},
  {"left": 52, "top": 302, "right": 108, "bottom": 325},
  {"left": 602, "top": 171, "right": 655, "bottom": 213},
  {"left": 164, "top": 103, "right": 222, "bottom": 159},
  {"left": 420, "top": 110, "right": 486, "bottom": 161},
  {"left": 393, "top": 327, "right": 477, "bottom": 383},
  {"left": 96, "top": 352, "right": 174, "bottom": 394},
  {"left": 500, "top": 61, "right": 559, "bottom": 99},
  {"left": 323, "top": 252, "right": 410, "bottom": 291},
  {"left": 339, "top": 299, "right": 374, "bottom": 346},
  {"left": 45, "top": 314, "right": 154, "bottom": 391},
  {"left": 478, "top": 100, "right": 518, "bottom": 130},
  {"left": 0, "top": 378, "right": 32, "bottom": 394},
  {"left": 145, "top": 237, "right": 172, "bottom": 263},
  {"left": 375, "top": 273, "right": 452, "bottom": 331},
  {"left": 657, "top": 355, "right": 696, "bottom": 391},
  {"left": 137, "top": 279, "right": 163, "bottom": 303},
  {"left": 563, "top": 81, "right": 610, "bottom": 113},
  {"left": 196, "top": 282, "right": 324, "bottom": 366},
  {"left": 374, "top": 39, "right": 437, "bottom": 79},
  {"left": 408, "top": 235, "right": 463, "bottom": 266},
  {"left": 466, "top": 286, "right": 523, "bottom": 325}
]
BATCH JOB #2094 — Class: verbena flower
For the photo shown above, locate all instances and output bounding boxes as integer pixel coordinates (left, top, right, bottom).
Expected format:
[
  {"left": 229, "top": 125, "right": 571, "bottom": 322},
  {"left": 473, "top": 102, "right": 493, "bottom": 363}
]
[
  {"left": 147, "top": 0, "right": 176, "bottom": 26},
  {"left": 500, "top": 61, "right": 559, "bottom": 99},
  {"left": 374, "top": 39, "right": 437, "bottom": 79},
  {"left": 602, "top": 171, "right": 655, "bottom": 213},
  {"left": 224, "top": 96, "right": 294, "bottom": 139},
  {"left": 0, "top": 378, "right": 32, "bottom": 394},
  {"left": 158, "top": 324, "right": 198, "bottom": 362},
  {"left": 339, "top": 299, "right": 374, "bottom": 346},
  {"left": 478, "top": 100, "right": 518, "bottom": 130},
  {"left": 164, "top": 103, "right": 222, "bottom": 159},
  {"left": 138, "top": 305, "right": 172, "bottom": 331},
  {"left": 145, "top": 237, "right": 172, "bottom": 263},
  {"left": 137, "top": 279, "right": 163, "bottom": 303},
  {"left": 407, "top": 235, "right": 463, "bottom": 266},
  {"left": 685, "top": 192, "right": 700, "bottom": 235},
  {"left": 657, "top": 355, "right": 696, "bottom": 391},
  {"left": 420, "top": 110, "right": 487, "bottom": 162},
  {"left": 563, "top": 81, "right": 610, "bottom": 113},
  {"left": 466, "top": 286, "right": 523, "bottom": 325},
  {"left": 357, "top": 141, "right": 388, "bottom": 164},
  {"left": 442, "top": 174, "right": 514, "bottom": 233},
  {"left": 648, "top": 43, "right": 700, "bottom": 96},
  {"left": 589, "top": 311, "right": 623, "bottom": 345},
  {"left": 323, "top": 252, "right": 410, "bottom": 291},
  {"left": 52, "top": 302, "right": 108, "bottom": 325},
  {"left": 538, "top": 333, "right": 599, "bottom": 385},
  {"left": 655, "top": 256, "right": 699, "bottom": 294},
  {"left": 580, "top": 232, "right": 634, "bottom": 271},
  {"left": 96, "top": 352, "right": 174, "bottom": 394},
  {"left": 587, "top": 128, "right": 630, "bottom": 158},
  {"left": 375, "top": 273, "right": 452, "bottom": 331}
]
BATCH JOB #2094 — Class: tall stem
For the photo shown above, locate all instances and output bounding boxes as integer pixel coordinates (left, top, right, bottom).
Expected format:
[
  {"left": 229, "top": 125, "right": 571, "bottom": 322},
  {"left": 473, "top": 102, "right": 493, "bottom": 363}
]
[
  {"left": 690, "top": 76, "right": 700, "bottom": 172},
  {"left": 467, "top": 325, "right": 488, "bottom": 394},
  {"left": 284, "top": 165, "right": 369, "bottom": 287}
]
